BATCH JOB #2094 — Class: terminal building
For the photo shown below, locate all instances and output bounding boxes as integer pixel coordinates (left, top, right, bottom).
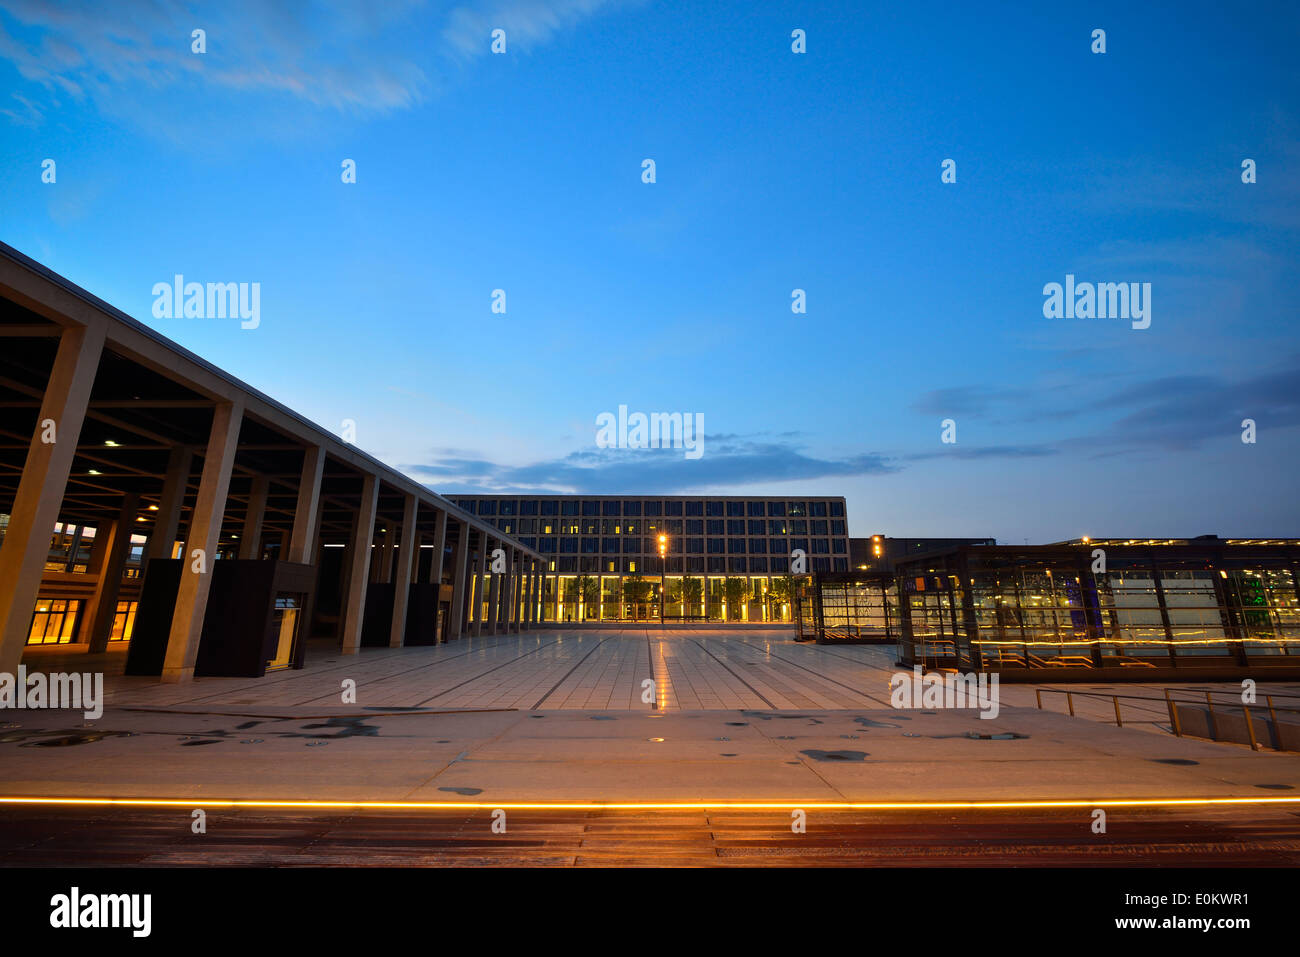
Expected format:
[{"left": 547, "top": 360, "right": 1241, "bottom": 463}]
[{"left": 446, "top": 494, "right": 851, "bottom": 623}]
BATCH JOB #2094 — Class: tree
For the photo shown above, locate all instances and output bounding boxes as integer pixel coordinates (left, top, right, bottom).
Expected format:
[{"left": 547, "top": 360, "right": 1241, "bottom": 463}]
[
  {"left": 764, "top": 575, "right": 796, "bottom": 622},
  {"left": 681, "top": 577, "right": 703, "bottom": 617},
  {"left": 723, "top": 577, "right": 748, "bottom": 621},
  {"left": 624, "top": 574, "right": 651, "bottom": 619},
  {"left": 575, "top": 574, "right": 599, "bottom": 620}
]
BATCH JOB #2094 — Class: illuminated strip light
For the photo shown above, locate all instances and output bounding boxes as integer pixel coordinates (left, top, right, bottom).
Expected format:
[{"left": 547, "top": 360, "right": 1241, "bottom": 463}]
[
  {"left": 0, "top": 796, "right": 1298, "bottom": 811},
  {"left": 972, "top": 637, "right": 1300, "bottom": 647}
]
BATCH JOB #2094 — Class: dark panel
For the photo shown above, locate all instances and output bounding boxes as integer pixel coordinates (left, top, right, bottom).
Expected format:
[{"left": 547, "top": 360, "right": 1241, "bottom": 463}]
[
  {"left": 360, "top": 582, "right": 395, "bottom": 647},
  {"left": 123, "top": 560, "right": 182, "bottom": 676}
]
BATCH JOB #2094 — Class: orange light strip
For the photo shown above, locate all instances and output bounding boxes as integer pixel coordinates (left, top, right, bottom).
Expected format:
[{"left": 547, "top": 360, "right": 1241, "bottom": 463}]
[
  {"left": 1, "top": 796, "right": 1298, "bottom": 811},
  {"left": 970, "top": 637, "right": 1300, "bottom": 647}
]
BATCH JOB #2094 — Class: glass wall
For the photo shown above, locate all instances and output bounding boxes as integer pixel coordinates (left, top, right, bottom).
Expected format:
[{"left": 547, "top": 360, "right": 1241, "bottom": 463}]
[
  {"left": 1225, "top": 568, "right": 1300, "bottom": 656},
  {"left": 901, "top": 548, "right": 1300, "bottom": 673}
]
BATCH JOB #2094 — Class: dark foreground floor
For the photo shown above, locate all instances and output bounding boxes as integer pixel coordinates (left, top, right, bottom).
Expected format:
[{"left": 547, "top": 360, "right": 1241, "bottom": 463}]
[{"left": 4, "top": 804, "right": 1300, "bottom": 866}]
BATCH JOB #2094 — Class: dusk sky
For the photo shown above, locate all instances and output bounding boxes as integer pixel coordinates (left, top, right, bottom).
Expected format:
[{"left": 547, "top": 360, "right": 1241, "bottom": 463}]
[{"left": 2, "top": 0, "right": 1297, "bottom": 544}]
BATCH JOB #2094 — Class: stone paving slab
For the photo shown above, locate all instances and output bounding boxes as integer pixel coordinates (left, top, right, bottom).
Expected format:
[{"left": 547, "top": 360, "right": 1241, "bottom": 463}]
[
  {"left": 23, "top": 629, "right": 1299, "bottom": 724},
  {"left": 2, "top": 702, "right": 1298, "bottom": 805}
]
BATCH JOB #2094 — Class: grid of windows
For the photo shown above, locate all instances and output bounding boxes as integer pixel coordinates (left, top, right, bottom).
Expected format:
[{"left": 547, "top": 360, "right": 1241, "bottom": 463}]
[{"left": 453, "top": 495, "right": 851, "bottom": 622}]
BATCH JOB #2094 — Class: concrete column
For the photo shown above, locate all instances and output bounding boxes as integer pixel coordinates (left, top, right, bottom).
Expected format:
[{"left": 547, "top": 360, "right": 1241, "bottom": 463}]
[
  {"left": 369, "top": 522, "right": 387, "bottom": 582},
  {"left": 517, "top": 558, "right": 526, "bottom": 631},
  {"left": 238, "top": 474, "right": 269, "bottom": 559},
  {"left": 427, "top": 508, "right": 447, "bottom": 586},
  {"left": 0, "top": 324, "right": 105, "bottom": 676},
  {"left": 525, "top": 562, "right": 537, "bottom": 629},
  {"left": 340, "top": 473, "right": 379, "bottom": 655},
  {"left": 64, "top": 525, "right": 83, "bottom": 572},
  {"left": 501, "top": 553, "right": 513, "bottom": 634},
  {"left": 388, "top": 493, "right": 418, "bottom": 648},
  {"left": 509, "top": 551, "right": 521, "bottom": 633},
  {"left": 447, "top": 520, "right": 470, "bottom": 641},
  {"left": 377, "top": 526, "right": 395, "bottom": 582},
  {"left": 287, "top": 445, "right": 324, "bottom": 564},
  {"left": 161, "top": 400, "right": 244, "bottom": 682},
  {"left": 82, "top": 495, "right": 140, "bottom": 652},
  {"left": 499, "top": 564, "right": 511, "bottom": 633},
  {"left": 76, "top": 524, "right": 113, "bottom": 643},
  {"left": 147, "top": 445, "right": 194, "bottom": 561},
  {"left": 486, "top": 549, "right": 502, "bottom": 635},
  {"left": 469, "top": 541, "right": 485, "bottom": 637},
  {"left": 470, "top": 535, "right": 486, "bottom": 639}
]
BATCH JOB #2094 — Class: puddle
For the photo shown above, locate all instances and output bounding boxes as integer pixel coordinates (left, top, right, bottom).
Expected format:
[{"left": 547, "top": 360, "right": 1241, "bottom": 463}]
[
  {"left": 1151, "top": 758, "right": 1199, "bottom": 766},
  {"left": 800, "top": 749, "right": 868, "bottom": 762},
  {"left": 854, "top": 717, "right": 901, "bottom": 729},
  {"left": 1255, "top": 783, "right": 1294, "bottom": 790},
  {"left": 290, "top": 717, "right": 381, "bottom": 739},
  {"left": 589, "top": 716, "right": 616, "bottom": 721},
  {"left": 438, "top": 786, "right": 483, "bottom": 795},
  {"left": 8, "top": 729, "right": 134, "bottom": 748}
]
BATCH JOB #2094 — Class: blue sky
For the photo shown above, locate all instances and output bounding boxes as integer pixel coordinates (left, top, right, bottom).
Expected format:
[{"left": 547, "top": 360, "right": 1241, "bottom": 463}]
[{"left": 2, "top": 0, "right": 1297, "bottom": 542}]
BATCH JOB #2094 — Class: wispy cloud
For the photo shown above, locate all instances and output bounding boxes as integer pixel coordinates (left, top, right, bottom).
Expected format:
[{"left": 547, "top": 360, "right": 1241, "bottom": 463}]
[
  {"left": 912, "top": 359, "right": 1300, "bottom": 456},
  {"left": 0, "top": 0, "right": 431, "bottom": 114},
  {"left": 441, "top": 0, "right": 630, "bottom": 59},
  {"left": 0, "top": 0, "right": 627, "bottom": 126},
  {"left": 407, "top": 435, "right": 898, "bottom": 494}
]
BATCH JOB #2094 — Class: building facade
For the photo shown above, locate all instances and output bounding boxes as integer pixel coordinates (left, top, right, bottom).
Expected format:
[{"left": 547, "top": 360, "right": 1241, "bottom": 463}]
[{"left": 448, "top": 495, "right": 851, "bottom": 623}]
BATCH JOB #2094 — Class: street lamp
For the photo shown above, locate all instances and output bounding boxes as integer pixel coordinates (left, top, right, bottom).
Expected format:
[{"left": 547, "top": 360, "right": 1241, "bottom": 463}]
[{"left": 658, "top": 534, "right": 667, "bottom": 624}]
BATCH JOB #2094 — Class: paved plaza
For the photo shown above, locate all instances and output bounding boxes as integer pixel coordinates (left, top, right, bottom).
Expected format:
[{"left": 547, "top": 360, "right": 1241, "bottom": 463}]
[
  {"left": 22, "top": 627, "right": 1300, "bottom": 724},
  {"left": 2, "top": 628, "right": 1298, "bottom": 805}
]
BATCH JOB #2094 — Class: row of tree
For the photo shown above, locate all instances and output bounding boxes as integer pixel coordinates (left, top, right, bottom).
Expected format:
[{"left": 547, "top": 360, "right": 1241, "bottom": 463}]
[{"left": 558, "top": 575, "right": 798, "bottom": 621}]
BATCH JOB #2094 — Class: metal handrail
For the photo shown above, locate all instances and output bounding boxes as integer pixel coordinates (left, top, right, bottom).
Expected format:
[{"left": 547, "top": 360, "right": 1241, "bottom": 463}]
[{"left": 1033, "top": 687, "right": 1300, "bottom": 750}]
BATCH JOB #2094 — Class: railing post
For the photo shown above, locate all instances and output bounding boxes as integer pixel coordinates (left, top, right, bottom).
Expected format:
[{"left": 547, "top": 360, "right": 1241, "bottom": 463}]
[
  {"left": 1243, "top": 705, "right": 1260, "bottom": 751},
  {"left": 1113, "top": 695, "right": 1123, "bottom": 727},
  {"left": 1035, "top": 688, "right": 1043, "bottom": 710},
  {"left": 1165, "top": 688, "right": 1182, "bottom": 737},
  {"left": 1067, "top": 692, "right": 1075, "bottom": 717}
]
